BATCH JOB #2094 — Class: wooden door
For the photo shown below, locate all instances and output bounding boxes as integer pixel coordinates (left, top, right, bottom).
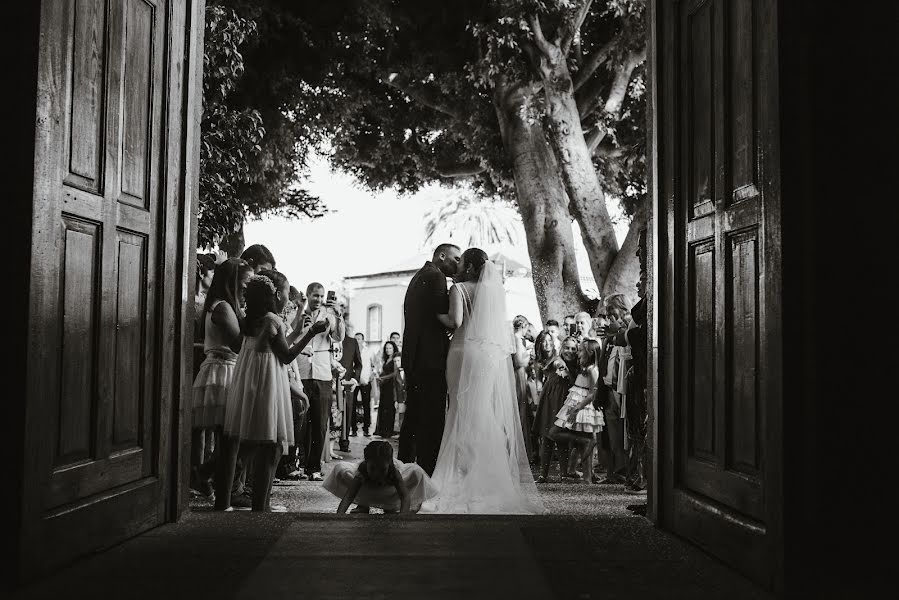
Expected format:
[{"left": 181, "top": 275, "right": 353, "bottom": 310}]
[
  {"left": 657, "top": 0, "right": 783, "bottom": 589},
  {"left": 21, "top": 0, "right": 200, "bottom": 578}
]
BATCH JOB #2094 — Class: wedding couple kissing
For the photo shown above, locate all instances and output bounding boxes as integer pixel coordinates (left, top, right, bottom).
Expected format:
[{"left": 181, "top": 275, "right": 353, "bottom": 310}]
[{"left": 399, "top": 244, "right": 546, "bottom": 515}]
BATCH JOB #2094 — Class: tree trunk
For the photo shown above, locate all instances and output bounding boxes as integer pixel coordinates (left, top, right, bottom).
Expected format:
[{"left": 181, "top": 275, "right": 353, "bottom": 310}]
[
  {"left": 220, "top": 222, "right": 245, "bottom": 257},
  {"left": 532, "top": 41, "right": 620, "bottom": 294},
  {"left": 494, "top": 81, "right": 588, "bottom": 322},
  {"left": 601, "top": 202, "right": 648, "bottom": 307}
]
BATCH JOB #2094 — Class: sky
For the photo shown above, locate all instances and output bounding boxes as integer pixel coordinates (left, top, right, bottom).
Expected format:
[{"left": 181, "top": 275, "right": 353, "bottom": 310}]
[{"left": 242, "top": 153, "right": 629, "bottom": 303}]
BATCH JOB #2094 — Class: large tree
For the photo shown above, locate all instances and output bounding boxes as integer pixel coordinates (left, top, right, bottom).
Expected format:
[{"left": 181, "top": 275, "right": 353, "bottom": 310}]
[{"left": 216, "top": 0, "right": 648, "bottom": 317}]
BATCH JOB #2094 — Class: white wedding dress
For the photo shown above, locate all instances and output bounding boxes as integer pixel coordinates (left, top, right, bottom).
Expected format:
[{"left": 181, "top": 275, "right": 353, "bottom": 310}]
[{"left": 419, "top": 261, "right": 546, "bottom": 515}]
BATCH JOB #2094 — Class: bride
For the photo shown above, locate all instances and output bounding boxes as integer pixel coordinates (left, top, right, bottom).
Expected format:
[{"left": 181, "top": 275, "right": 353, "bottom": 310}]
[{"left": 418, "top": 248, "right": 546, "bottom": 515}]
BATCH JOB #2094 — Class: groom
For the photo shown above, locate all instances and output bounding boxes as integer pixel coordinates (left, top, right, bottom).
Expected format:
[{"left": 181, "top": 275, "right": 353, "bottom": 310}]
[{"left": 398, "top": 243, "right": 461, "bottom": 475}]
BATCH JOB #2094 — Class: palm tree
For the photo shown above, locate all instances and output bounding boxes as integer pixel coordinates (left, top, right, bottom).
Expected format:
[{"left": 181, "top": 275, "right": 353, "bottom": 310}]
[{"left": 422, "top": 188, "right": 525, "bottom": 251}]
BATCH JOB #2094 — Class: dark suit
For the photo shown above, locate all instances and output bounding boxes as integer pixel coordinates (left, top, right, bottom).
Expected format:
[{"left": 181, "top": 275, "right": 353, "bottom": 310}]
[
  {"left": 339, "top": 336, "right": 363, "bottom": 385},
  {"left": 398, "top": 261, "right": 450, "bottom": 475}
]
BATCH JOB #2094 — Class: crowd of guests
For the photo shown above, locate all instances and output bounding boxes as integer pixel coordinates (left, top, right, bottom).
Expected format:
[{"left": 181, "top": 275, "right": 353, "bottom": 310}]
[
  {"left": 190, "top": 244, "right": 412, "bottom": 511},
  {"left": 512, "top": 247, "right": 650, "bottom": 495}
]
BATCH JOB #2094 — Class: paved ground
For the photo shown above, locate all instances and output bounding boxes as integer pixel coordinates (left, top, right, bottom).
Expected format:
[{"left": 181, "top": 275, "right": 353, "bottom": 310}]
[
  {"left": 189, "top": 407, "right": 644, "bottom": 517},
  {"left": 12, "top": 408, "right": 772, "bottom": 599}
]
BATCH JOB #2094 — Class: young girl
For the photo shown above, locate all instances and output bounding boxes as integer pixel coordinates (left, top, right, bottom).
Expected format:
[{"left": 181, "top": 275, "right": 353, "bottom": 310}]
[
  {"left": 191, "top": 258, "right": 254, "bottom": 496},
  {"left": 324, "top": 441, "right": 438, "bottom": 514},
  {"left": 548, "top": 338, "right": 604, "bottom": 480},
  {"left": 214, "top": 270, "right": 329, "bottom": 512}
]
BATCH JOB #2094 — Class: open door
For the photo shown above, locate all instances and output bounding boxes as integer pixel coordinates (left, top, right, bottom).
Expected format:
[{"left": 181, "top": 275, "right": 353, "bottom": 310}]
[
  {"left": 656, "top": 0, "right": 783, "bottom": 589},
  {"left": 19, "top": 0, "right": 201, "bottom": 579}
]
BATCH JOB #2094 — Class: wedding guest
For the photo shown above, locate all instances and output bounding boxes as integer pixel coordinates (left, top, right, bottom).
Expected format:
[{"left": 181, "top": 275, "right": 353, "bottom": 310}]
[
  {"left": 352, "top": 332, "right": 376, "bottom": 437},
  {"left": 389, "top": 331, "right": 402, "bottom": 352},
  {"left": 563, "top": 314, "right": 577, "bottom": 337},
  {"left": 512, "top": 315, "right": 535, "bottom": 463},
  {"left": 574, "top": 311, "right": 595, "bottom": 341},
  {"left": 595, "top": 293, "right": 634, "bottom": 485},
  {"left": 547, "top": 339, "right": 604, "bottom": 481},
  {"left": 296, "top": 282, "right": 345, "bottom": 482},
  {"left": 337, "top": 320, "right": 362, "bottom": 441},
  {"left": 214, "top": 271, "right": 327, "bottom": 511},
  {"left": 240, "top": 243, "right": 276, "bottom": 273},
  {"left": 533, "top": 337, "right": 579, "bottom": 482},
  {"left": 275, "top": 287, "right": 311, "bottom": 481},
  {"left": 374, "top": 341, "right": 400, "bottom": 437},
  {"left": 324, "top": 441, "right": 438, "bottom": 514},
  {"left": 190, "top": 258, "right": 254, "bottom": 497},
  {"left": 544, "top": 319, "right": 562, "bottom": 352},
  {"left": 193, "top": 254, "right": 217, "bottom": 392},
  {"left": 324, "top": 343, "right": 348, "bottom": 463},
  {"left": 393, "top": 350, "right": 407, "bottom": 435}
]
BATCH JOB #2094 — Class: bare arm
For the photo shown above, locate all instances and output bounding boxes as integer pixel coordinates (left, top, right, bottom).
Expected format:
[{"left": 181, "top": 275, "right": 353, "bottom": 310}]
[
  {"left": 511, "top": 334, "right": 529, "bottom": 369},
  {"left": 437, "top": 284, "right": 463, "bottom": 329},
  {"left": 271, "top": 319, "right": 329, "bottom": 365},
  {"left": 209, "top": 303, "right": 243, "bottom": 353},
  {"left": 394, "top": 478, "right": 411, "bottom": 513},
  {"left": 336, "top": 475, "right": 364, "bottom": 514}
]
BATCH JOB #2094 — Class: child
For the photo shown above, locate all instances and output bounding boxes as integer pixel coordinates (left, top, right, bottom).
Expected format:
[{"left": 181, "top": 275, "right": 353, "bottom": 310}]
[
  {"left": 324, "top": 440, "right": 438, "bottom": 514},
  {"left": 547, "top": 339, "right": 604, "bottom": 480},
  {"left": 214, "top": 270, "right": 328, "bottom": 512},
  {"left": 191, "top": 258, "right": 254, "bottom": 496}
]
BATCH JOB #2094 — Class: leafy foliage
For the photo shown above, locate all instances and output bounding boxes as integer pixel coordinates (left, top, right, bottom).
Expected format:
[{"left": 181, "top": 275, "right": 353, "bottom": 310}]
[{"left": 198, "top": 6, "right": 264, "bottom": 248}]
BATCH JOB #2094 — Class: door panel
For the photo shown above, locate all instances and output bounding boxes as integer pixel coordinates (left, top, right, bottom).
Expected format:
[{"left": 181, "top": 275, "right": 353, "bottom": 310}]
[
  {"left": 22, "top": 0, "right": 197, "bottom": 578},
  {"left": 659, "top": 0, "right": 782, "bottom": 588}
]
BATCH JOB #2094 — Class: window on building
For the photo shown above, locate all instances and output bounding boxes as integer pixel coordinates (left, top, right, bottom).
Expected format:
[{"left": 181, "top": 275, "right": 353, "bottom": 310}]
[{"left": 367, "top": 304, "right": 382, "bottom": 342}]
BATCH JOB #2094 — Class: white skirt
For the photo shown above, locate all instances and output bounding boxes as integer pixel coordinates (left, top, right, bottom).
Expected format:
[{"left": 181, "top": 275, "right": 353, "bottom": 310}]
[
  {"left": 323, "top": 460, "right": 438, "bottom": 512},
  {"left": 223, "top": 348, "right": 293, "bottom": 453}
]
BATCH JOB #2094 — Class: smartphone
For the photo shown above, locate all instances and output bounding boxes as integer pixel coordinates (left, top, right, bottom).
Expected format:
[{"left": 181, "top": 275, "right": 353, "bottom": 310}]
[
  {"left": 326, "top": 290, "right": 337, "bottom": 303},
  {"left": 567, "top": 323, "right": 578, "bottom": 337}
]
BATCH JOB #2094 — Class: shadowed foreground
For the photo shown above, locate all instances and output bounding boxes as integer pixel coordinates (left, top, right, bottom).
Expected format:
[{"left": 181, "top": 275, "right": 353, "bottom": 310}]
[{"left": 14, "top": 511, "right": 770, "bottom": 600}]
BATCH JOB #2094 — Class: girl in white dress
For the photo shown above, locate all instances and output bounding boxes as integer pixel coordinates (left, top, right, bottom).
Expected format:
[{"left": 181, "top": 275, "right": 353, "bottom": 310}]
[
  {"left": 324, "top": 440, "right": 437, "bottom": 514},
  {"left": 547, "top": 339, "right": 604, "bottom": 478},
  {"left": 190, "top": 258, "right": 253, "bottom": 496},
  {"left": 214, "top": 270, "right": 328, "bottom": 512}
]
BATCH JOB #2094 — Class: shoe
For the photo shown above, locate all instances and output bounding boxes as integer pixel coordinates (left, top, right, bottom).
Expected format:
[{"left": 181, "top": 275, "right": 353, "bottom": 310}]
[
  {"left": 349, "top": 505, "right": 370, "bottom": 514},
  {"left": 625, "top": 486, "right": 647, "bottom": 495},
  {"left": 363, "top": 431, "right": 370, "bottom": 437},
  {"left": 350, "top": 432, "right": 358, "bottom": 437},
  {"left": 270, "top": 504, "right": 288, "bottom": 512},
  {"left": 536, "top": 475, "right": 547, "bottom": 484},
  {"left": 597, "top": 476, "right": 625, "bottom": 485},
  {"left": 231, "top": 492, "right": 253, "bottom": 508},
  {"left": 309, "top": 472, "right": 324, "bottom": 482},
  {"left": 190, "top": 467, "right": 213, "bottom": 497}
]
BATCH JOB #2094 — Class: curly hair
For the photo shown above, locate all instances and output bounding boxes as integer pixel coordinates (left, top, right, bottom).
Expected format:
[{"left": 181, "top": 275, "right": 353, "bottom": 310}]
[{"left": 242, "top": 269, "right": 287, "bottom": 334}]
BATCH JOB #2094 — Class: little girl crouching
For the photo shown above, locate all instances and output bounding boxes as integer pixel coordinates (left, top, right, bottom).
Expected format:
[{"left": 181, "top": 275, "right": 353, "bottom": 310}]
[{"left": 324, "top": 441, "right": 438, "bottom": 514}]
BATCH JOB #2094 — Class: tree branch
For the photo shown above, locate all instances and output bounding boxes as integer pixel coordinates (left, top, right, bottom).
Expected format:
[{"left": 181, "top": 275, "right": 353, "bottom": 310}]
[
  {"left": 582, "top": 48, "right": 646, "bottom": 151},
  {"left": 560, "top": 0, "right": 594, "bottom": 56},
  {"left": 436, "top": 162, "right": 486, "bottom": 178},
  {"left": 602, "top": 48, "right": 646, "bottom": 117},
  {"left": 573, "top": 34, "right": 619, "bottom": 93},
  {"left": 527, "top": 14, "right": 554, "bottom": 59},
  {"left": 384, "top": 72, "right": 465, "bottom": 121}
]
